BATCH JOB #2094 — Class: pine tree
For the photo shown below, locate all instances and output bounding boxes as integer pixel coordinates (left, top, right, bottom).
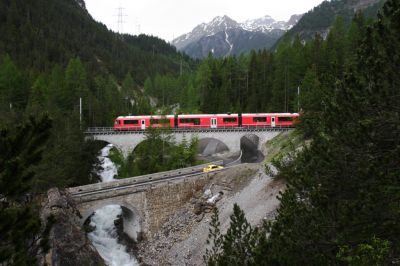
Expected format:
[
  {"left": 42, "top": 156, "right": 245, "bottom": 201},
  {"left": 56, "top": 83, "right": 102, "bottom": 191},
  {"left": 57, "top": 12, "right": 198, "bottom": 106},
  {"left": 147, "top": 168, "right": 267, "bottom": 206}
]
[
  {"left": 0, "top": 115, "right": 52, "bottom": 265},
  {"left": 25, "top": 74, "right": 49, "bottom": 116},
  {"left": 258, "top": 1, "right": 400, "bottom": 264},
  {"left": 62, "top": 57, "right": 90, "bottom": 115},
  {"left": 0, "top": 55, "right": 28, "bottom": 118},
  {"left": 197, "top": 58, "right": 213, "bottom": 113},
  {"left": 0, "top": 115, "right": 52, "bottom": 199},
  {"left": 205, "top": 1, "right": 400, "bottom": 265},
  {"left": 205, "top": 204, "right": 259, "bottom": 266},
  {"left": 246, "top": 50, "right": 261, "bottom": 112},
  {"left": 204, "top": 207, "right": 223, "bottom": 266}
]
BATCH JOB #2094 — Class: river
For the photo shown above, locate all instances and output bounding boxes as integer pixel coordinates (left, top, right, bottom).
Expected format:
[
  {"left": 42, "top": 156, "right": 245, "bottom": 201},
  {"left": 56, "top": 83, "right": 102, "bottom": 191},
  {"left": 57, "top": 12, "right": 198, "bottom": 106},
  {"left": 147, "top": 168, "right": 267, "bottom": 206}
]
[{"left": 88, "top": 144, "right": 138, "bottom": 266}]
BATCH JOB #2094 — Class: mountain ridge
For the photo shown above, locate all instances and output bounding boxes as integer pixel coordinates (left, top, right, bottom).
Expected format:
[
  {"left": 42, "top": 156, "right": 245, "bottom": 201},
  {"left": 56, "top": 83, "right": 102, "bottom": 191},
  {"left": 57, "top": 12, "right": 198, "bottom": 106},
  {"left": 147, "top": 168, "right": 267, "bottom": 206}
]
[
  {"left": 172, "top": 14, "right": 301, "bottom": 58},
  {"left": 276, "top": 0, "right": 385, "bottom": 43}
]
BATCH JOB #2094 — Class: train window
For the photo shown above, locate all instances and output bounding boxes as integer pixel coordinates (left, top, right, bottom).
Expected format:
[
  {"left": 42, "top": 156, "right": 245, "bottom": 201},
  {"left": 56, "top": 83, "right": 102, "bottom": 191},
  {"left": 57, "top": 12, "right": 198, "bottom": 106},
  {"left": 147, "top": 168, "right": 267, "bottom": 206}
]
[
  {"left": 124, "top": 120, "right": 139, "bottom": 125},
  {"left": 150, "top": 118, "right": 170, "bottom": 124},
  {"left": 278, "top": 117, "right": 293, "bottom": 122},
  {"left": 253, "top": 117, "right": 267, "bottom": 122},
  {"left": 223, "top": 117, "right": 237, "bottom": 123},
  {"left": 179, "top": 118, "right": 200, "bottom": 125},
  {"left": 114, "top": 120, "right": 120, "bottom": 125}
]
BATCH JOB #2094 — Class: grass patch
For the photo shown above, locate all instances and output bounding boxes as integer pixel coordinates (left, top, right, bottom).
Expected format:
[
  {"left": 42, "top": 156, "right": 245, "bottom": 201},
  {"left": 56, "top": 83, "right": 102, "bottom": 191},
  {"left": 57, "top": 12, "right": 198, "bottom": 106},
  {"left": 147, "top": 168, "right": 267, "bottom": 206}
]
[
  {"left": 264, "top": 130, "right": 302, "bottom": 164},
  {"left": 263, "top": 130, "right": 305, "bottom": 178}
]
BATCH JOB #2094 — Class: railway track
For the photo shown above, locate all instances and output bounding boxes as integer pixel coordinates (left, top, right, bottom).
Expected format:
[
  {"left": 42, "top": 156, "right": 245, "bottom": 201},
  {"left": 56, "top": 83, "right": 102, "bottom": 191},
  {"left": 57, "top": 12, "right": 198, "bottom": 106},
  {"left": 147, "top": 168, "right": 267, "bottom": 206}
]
[{"left": 85, "top": 126, "right": 293, "bottom": 135}]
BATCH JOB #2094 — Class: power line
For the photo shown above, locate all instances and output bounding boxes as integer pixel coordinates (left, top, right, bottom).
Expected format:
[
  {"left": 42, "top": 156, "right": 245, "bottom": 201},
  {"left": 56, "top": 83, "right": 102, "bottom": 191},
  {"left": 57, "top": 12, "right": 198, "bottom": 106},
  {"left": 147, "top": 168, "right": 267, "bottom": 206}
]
[
  {"left": 114, "top": 6, "right": 127, "bottom": 33},
  {"left": 136, "top": 23, "right": 141, "bottom": 35}
]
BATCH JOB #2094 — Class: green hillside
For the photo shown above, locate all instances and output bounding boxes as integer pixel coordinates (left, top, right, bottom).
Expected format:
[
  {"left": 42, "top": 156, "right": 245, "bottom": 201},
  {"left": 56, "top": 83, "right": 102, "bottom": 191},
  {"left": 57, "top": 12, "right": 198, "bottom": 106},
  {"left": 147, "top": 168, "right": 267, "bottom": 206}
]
[
  {"left": 273, "top": 0, "right": 385, "bottom": 47},
  {"left": 0, "top": 0, "right": 197, "bottom": 191},
  {"left": 204, "top": 0, "right": 400, "bottom": 264},
  {"left": 0, "top": 0, "right": 191, "bottom": 82}
]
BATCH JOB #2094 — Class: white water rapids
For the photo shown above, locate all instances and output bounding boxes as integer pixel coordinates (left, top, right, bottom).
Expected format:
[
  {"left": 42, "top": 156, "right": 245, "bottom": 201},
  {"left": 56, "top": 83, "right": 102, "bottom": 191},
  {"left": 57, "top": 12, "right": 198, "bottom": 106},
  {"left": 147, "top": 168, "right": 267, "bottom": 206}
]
[{"left": 88, "top": 144, "right": 139, "bottom": 266}]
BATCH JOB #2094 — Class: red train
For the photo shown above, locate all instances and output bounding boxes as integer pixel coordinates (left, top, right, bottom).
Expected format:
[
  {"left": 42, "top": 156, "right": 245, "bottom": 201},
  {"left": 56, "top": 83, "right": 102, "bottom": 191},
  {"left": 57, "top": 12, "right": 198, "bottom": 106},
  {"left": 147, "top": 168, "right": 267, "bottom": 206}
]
[{"left": 113, "top": 113, "right": 299, "bottom": 130}]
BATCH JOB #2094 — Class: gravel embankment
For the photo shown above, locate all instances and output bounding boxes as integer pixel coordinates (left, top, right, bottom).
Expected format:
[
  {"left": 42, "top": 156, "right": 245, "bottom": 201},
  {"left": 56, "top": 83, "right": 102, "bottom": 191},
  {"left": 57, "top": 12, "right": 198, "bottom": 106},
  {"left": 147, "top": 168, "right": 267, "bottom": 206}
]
[{"left": 137, "top": 163, "right": 285, "bottom": 266}]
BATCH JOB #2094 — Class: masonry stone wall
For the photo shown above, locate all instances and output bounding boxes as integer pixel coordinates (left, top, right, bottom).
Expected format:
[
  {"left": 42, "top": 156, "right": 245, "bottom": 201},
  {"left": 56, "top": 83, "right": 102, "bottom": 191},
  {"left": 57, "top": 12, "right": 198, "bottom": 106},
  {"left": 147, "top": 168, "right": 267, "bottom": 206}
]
[
  {"left": 143, "top": 175, "right": 211, "bottom": 237},
  {"left": 90, "top": 130, "right": 284, "bottom": 157},
  {"left": 72, "top": 173, "right": 214, "bottom": 241}
]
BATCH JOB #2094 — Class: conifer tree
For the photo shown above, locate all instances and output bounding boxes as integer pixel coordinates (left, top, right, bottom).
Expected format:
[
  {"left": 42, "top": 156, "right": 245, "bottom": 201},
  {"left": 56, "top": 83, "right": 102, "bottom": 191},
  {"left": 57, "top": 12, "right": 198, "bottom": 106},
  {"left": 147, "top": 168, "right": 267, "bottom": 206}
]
[
  {"left": 62, "top": 57, "right": 90, "bottom": 114},
  {"left": 25, "top": 74, "right": 49, "bottom": 116},
  {"left": 205, "top": 1, "right": 400, "bottom": 265},
  {"left": 197, "top": 57, "right": 213, "bottom": 112},
  {"left": 205, "top": 204, "right": 259, "bottom": 266},
  {"left": 257, "top": 1, "right": 400, "bottom": 264},
  {"left": 204, "top": 207, "right": 223, "bottom": 266},
  {"left": 0, "top": 115, "right": 52, "bottom": 265},
  {"left": 0, "top": 55, "right": 28, "bottom": 117}
]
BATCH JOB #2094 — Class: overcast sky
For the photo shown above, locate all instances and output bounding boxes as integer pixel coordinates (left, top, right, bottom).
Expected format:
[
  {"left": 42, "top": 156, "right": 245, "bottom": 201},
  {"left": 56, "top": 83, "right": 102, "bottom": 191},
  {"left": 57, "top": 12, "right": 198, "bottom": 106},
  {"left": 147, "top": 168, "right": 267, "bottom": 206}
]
[{"left": 84, "top": 0, "right": 325, "bottom": 41}]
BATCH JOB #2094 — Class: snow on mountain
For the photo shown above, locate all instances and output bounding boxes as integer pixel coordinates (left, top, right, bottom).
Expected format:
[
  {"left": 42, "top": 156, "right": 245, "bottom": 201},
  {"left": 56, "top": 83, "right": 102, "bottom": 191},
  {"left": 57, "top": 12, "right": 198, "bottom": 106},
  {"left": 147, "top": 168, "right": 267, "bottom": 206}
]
[
  {"left": 241, "top": 14, "right": 302, "bottom": 33},
  {"left": 172, "top": 14, "right": 302, "bottom": 56},
  {"left": 173, "top": 15, "right": 241, "bottom": 50}
]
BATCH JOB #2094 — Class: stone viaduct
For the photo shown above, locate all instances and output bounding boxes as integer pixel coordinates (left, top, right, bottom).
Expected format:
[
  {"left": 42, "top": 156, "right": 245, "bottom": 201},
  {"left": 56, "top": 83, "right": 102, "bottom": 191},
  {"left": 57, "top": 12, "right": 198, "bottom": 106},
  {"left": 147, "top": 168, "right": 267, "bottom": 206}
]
[
  {"left": 70, "top": 127, "right": 291, "bottom": 241},
  {"left": 85, "top": 127, "right": 288, "bottom": 157}
]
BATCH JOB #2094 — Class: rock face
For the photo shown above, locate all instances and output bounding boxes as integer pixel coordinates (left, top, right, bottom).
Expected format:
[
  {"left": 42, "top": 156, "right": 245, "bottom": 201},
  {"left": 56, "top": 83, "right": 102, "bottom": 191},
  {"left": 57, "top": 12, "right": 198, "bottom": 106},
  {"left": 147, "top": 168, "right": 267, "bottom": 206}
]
[
  {"left": 40, "top": 188, "right": 105, "bottom": 266},
  {"left": 181, "top": 27, "right": 283, "bottom": 58}
]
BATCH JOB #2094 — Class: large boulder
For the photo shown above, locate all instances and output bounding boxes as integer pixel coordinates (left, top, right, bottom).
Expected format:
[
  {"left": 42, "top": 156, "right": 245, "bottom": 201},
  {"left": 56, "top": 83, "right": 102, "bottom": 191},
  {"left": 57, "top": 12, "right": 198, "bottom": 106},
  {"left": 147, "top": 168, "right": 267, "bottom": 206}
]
[{"left": 41, "top": 188, "right": 105, "bottom": 266}]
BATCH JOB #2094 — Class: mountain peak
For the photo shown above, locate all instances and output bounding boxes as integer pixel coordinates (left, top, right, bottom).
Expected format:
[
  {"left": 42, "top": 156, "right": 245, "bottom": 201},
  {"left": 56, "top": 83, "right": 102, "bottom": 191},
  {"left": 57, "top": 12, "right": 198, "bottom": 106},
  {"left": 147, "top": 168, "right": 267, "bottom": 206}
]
[
  {"left": 209, "top": 15, "right": 240, "bottom": 30},
  {"left": 172, "top": 13, "right": 301, "bottom": 56},
  {"left": 172, "top": 15, "right": 240, "bottom": 50},
  {"left": 241, "top": 14, "right": 301, "bottom": 33}
]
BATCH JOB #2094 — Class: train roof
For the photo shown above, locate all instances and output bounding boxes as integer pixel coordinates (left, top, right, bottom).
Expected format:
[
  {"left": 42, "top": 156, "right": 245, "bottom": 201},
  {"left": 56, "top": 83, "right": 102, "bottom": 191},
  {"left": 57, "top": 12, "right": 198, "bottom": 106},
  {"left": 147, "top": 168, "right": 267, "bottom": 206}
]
[
  {"left": 116, "top": 115, "right": 174, "bottom": 119},
  {"left": 178, "top": 113, "right": 238, "bottom": 118},
  {"left": 116, "top": 113, "right": 299, "bottom": 119},
  {"left": 241, "top": 113, "right": 299, "bottom": 116}
]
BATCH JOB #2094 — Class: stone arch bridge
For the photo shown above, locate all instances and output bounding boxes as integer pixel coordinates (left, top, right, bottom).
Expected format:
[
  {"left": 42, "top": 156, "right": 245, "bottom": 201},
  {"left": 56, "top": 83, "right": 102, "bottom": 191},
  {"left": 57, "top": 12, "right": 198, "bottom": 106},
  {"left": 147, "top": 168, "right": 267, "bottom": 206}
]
[
  {"left": 85, "top": 127, "right": 290, "bottom": 157},
  {"left": 73, "top": 127, "right": 291, "bottom": 241},
  {"left": 68, "top": 162, "right": 225, "bottom": 241}
]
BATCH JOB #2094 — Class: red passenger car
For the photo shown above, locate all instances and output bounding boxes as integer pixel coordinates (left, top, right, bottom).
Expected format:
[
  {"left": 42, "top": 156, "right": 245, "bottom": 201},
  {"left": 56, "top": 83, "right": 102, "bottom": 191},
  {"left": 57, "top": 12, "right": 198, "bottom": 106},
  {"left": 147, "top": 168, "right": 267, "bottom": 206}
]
[
  {"left": 176, "top": 114, "right": 212, "bottom": 128},
  {"left": 242, "top": 113, "right": 299, "bottom": 127},
  {"left": 215, "top": 114, "right": 239, "bottom": 128},
  {"left": 176, "top": 114, "right": 239, "bottom": 129},
  {"left": 114, "top": 115, "right": 174, "bottom": 130},
  {"left": 113, "top": 113, "right": 299, "bottom": 130},
  {"left": 274, "top": 113, "right": 299, "bottom": 127}
]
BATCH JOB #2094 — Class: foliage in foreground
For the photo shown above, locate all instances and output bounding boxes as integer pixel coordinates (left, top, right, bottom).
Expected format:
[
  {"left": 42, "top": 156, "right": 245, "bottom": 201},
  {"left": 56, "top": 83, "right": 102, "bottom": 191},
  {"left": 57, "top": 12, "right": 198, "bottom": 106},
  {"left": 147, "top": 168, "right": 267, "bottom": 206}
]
[
  {"left": 109, "top": 127, "right": 199, "bottom": 178},
  {"left": 205, "top": 0, "right": 400, "bottom": 264},
  {"left": 204, "top": 205, "right": 261, "bottom": 266},
  {"left": 0, "top": 116, "right": 52, "bottom": 265}
]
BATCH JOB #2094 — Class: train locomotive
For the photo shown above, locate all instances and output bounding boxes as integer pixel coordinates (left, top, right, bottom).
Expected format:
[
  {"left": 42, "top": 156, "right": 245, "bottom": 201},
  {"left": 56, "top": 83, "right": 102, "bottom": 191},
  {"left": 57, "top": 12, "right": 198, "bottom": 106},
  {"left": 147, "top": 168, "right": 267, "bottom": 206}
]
[{"left": 113, "top": 113, "right": 299, "bottom": 130}]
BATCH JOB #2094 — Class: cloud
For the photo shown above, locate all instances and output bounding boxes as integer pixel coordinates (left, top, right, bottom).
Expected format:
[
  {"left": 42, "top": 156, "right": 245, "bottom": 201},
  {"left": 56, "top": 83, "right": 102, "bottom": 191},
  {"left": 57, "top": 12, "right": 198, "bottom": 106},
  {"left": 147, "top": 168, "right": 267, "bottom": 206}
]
[{"left": 85, "top": 0, "right": 324, "bottom": 41}]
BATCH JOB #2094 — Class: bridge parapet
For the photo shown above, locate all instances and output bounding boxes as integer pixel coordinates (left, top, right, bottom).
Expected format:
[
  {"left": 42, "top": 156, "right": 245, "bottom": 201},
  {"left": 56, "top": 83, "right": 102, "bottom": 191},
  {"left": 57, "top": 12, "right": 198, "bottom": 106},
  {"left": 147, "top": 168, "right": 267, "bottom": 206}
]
[
  {"left": 85, "top": 126, "right": 292, "bottom": 135},
  {"left": 67, "top": 160, "right": 223, "bottom": 196}
]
